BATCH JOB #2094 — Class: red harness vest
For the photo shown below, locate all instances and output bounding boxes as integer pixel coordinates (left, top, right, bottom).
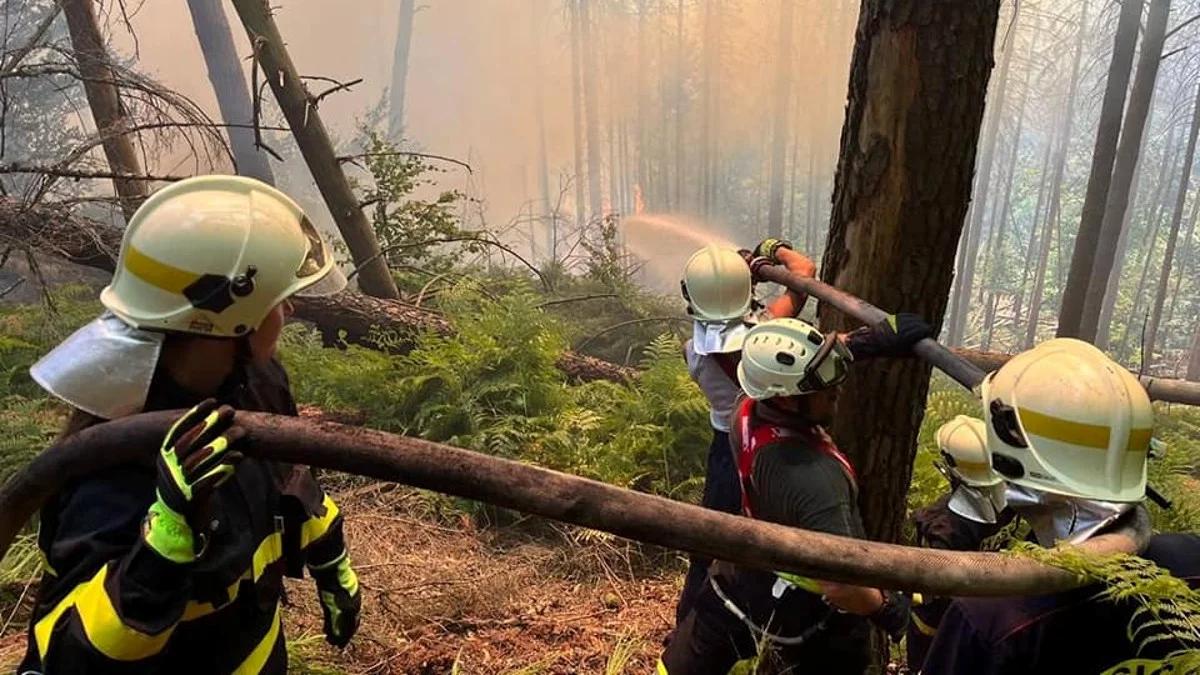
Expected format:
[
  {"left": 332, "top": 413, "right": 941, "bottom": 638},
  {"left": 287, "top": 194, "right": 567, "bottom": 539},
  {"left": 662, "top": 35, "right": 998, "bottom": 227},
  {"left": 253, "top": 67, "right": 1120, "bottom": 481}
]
[{"left": 733, "top": 398, "right": 858, "bottom": 518}]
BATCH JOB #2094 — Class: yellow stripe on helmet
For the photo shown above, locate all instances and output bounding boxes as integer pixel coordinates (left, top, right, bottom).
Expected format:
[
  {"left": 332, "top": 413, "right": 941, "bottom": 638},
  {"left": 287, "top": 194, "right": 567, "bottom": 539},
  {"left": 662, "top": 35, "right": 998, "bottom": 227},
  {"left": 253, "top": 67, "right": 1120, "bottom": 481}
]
[
  {"left": 1017, "top": 407, "right": 1151, "bottom": 453},
  {"left": 124, "top": 245, "right": 201, "bottom": 294}
]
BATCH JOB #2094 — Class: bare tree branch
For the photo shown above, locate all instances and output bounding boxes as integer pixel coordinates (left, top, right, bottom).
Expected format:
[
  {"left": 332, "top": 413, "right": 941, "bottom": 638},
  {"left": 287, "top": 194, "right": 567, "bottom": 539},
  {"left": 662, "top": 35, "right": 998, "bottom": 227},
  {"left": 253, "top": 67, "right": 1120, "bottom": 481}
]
[
  {"left": 337, "top": 150, "right": 473, "bottom": 174},
  {"left": 0, "top": 162, "right": 187, "bottom": 182}
]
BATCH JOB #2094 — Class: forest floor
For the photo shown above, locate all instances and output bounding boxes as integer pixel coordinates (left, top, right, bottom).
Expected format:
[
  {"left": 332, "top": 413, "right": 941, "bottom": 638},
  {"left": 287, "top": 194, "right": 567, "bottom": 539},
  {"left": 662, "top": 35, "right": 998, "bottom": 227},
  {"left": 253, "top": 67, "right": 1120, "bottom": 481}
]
[{"left": 0, "top": 480, "right": 682, "bottom": 674}]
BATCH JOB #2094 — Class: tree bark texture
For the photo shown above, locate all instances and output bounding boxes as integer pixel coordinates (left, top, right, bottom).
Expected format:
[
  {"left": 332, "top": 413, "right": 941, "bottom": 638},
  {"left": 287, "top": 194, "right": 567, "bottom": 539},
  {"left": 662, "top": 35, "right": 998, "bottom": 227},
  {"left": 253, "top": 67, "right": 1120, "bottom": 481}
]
[
  {"left": 1080, "top": 0, "right": 1170, "bottom": 342},
  {"left": 230, "top": 0, "right": 400, "bottom": 301},
  {"left": 766, "top": 0, "right": 796, "bottom": 237},
  {"left": 946, "top": 3, "right": 1016, "bottom": 347},
  {"left": 185, "top": 0, "right": 276, "bottom": 185},
  {"left": 819, "top": 0, "right": 1001, "bottom": 543},
  {"left": 387, "top": 0, "right": 416, "bottom": 140},
  {"left": 1057, "top": 0, "right": 1143, "bottom": 339},
  {"left": 1145, "top": 80, "right": 1200, "bottom": 367},
  {"left": 58, "top": 0, "right": 149, "bottom": 219}
]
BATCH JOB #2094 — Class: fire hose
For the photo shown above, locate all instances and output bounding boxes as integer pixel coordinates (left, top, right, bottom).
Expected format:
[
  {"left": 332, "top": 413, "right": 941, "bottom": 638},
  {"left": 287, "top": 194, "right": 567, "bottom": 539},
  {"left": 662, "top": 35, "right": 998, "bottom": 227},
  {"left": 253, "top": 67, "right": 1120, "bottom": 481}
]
[{"left": 0, "top": 410, "right": 1149, "bottom": 597}]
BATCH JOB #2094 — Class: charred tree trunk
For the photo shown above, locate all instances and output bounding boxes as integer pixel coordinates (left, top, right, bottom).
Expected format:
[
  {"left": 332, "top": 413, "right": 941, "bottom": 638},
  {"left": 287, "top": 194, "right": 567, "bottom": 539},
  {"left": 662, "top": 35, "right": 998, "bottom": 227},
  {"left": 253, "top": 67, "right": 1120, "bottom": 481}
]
[
  {"left": 1145, "top": 80, "right": 1200, "bottom": 367},
  {"left": 946, "top": 4, "right": 1016, "bottom": 346},
  {"left": 1058, "top": 0, "right": 1142, "bottom": 338},
  {"left": 231, "top": 0, "right": 399, "bottom": 300},
  {"left": 820, "top": 0, "right": 1001, "bottom": 542},
  {"left": 1080, "top": 0, "right": 1170, "bottom": 342},
  {"left": 766, "top": 0, "right": 796, "bottom": 237},
  {"left": 59, "top": 0, "right": 149, "bottom": 218},
  {"left": 580, "top": 0, "right": 605, "bottom": 218},
  {"left": 387, "top": 0, "right": 415, "bottom": 140},
  {"left": 570, "top": 0, "right": 587, "bottom": 226},
  {"left": 186, "top": 0, "right": 275, "bottom": 185}
]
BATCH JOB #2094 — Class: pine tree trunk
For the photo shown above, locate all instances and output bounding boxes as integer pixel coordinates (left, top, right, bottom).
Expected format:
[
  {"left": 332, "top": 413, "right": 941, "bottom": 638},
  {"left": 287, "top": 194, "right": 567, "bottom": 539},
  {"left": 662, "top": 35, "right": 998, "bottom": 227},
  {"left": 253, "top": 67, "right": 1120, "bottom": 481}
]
[
  {"left": 1057, "top": 0, "right": 1143, "bottom": 338},
  {"left": 820, "top": 0, "right": 1000, "bottom": 543},
  {"left": 1012, "top": 134, "right": 1055, "bottom": 332},
  {"left": 946, "top": 4, "right": 1017, "bottom": 346},
  {"left": 673, "top": 0, "right": 685, "bottom": 211},
  {"left": 230, "top": 0, "right": 399, "bottom": 300},
  {"left": 569, "top": 0, "right": 587, "bottom": 226},
  {"left": 1165, "top": 155, "right": 1200, "bottom": 325},
  {"left": 699, "top": 0, "right": 717, "bottom": 217},
  {"left": 59, "top": 0, "right": 148, "bottom": 218},
  {"left": 1080, "top": 0, "right": 1170, "bottom": 342},
  {"left": 1187, "top": 320, "right": 1200, "bottom": 381},
  {"left": 766, "top": 0, "right": 796, "bottom": 237},
  {"left": 1145, "top": 81, "right": 1200, "bottom": 368},
  {"left": 636, "top": 0, "right": 648, "bottom": 208},
  {"left": 580, "top": 0, "right": 605, "bottom": 218},
  {"left": 387, "top": 0, "right": 416, "bottom": 140},
  {"left": 186, "top": 0, "right": 275, "bottom": 185},
  {"left": 530, "top": 2, "right": 552, "bottom": 231},
  {"left": 1095, "top": 153, "right": 1144, "bottom": 350},
  {"left": 1117, "top": 162, "right": 1172, "bottom": 363}
]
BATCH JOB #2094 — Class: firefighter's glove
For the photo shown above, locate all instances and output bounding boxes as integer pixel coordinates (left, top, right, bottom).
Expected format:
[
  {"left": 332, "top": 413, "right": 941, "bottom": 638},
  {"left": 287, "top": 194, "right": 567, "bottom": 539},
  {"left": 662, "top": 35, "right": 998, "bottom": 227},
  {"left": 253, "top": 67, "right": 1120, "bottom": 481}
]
[
  {"left": 311, "top": 552, "right": 361, "bottom": 648},
  {"left": 869, "top": 590, "right": 910, "bottom": 642},
  {"left": 143, "top": 399, "right": 245, "bottom": 564},
  {"left": 753, "top": 238, "right": 793, "bottom": 263},
  {"left": 749, "top": 256, "right": 773, "bottom": 283},
  {"left": 846, "top": 313, "right": 932, "bottom": 360}
]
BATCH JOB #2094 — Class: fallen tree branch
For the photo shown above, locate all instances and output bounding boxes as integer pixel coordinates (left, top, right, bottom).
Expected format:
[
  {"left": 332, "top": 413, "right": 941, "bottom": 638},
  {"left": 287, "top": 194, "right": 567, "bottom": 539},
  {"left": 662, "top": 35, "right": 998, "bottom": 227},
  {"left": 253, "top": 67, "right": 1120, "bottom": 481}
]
[
  {"left": 0, "top": 410, "right": 1149, "bottom": 597},
  {"left": 0, "top": 163, "right": 187, "bottom": 182}
]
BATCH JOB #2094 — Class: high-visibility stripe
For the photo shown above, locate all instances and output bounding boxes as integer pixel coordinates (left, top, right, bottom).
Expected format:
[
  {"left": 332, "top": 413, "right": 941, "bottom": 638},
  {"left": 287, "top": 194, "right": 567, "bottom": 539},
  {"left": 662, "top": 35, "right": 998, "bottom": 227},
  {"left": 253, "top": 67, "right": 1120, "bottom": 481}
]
[
  {"left": 656, "top": 658, "right": 669, "bottom": 675},
  {"left": 124, "top": 245, "right": 200, "bottom": 294},
  {"left": 181, "top": 532, "right": 284, "bottom": 621},
  {"left": 232, "top": 603, "right": 282, "bottom": 675},
  {"left": 910, "top": 611, "right": 937, "bottom": 637},
  {"left": 1018, "top": 407, "right": 1152, "bottom": 453},
  {"left": 35, "top": 565, "right": 175, "bottom": 662},
  {"left": 300, "top": 494, "right": 340, "bottom": 550},
  {"left": 953, "top": 458, "right": 990, "bottom": 473}
]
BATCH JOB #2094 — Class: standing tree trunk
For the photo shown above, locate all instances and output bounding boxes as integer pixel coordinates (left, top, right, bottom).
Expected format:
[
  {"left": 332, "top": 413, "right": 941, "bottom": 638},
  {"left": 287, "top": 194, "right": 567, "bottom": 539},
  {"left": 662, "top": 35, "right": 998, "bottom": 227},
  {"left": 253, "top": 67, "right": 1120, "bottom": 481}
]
[
  {"left": 569, "top": 0, "right": 587, "bottom": 226},
  {"left": 636, "top": 0, "right": 649, "bottom": 204},
  {"left": 580, "top": 0, "right": 605, "bottom": 218},
  {"left": 766, "top": 0, "right": 796, "bottom": 237},
  {"left": 1080, "top": 0, "right": 1170, "bottom": 342},
  {"left": 529, "top": 3, "right": 552, "bottom": 234},
  {"left": 699, "top": 0, "right": 717, "bottom": 217},
  {"left": 59, "top": 0, "right": 148, "bottom": 218},
  {"left": 230, "top": 0, "right": 399, "bottom": 300},
  {"left": 673, "top": 0, "right": 685, "bottom": 211},
  {"left": 1012, "top": 133, "right": 1055, "bottom": 334},
  {"left": 946, "top": 3, "right": 1017, "bottom": 346},
  {"left": 1026, "top": 0, "right": 1089, "bottom": 348},
  {"left": 1057, "top": 0, "right": 1143, "bottom": 338},
  {"left": 1095, "top": 150, "right": 1144, "bottom": 350},
  {"left": 1145, "top": 81, "right": 1200, "bottom": 368},
  {"left": 1188, "top": 320, "right": 1200, "bottom": 381},
  {"left": 186, "top": 0, "right": 275, "bottom": 185},
  {"left": 820, "top": 0, "right": 1001, "bottom": 542},
  {"left": 387, "top": 0, "right": 416, "bottom": 140}
]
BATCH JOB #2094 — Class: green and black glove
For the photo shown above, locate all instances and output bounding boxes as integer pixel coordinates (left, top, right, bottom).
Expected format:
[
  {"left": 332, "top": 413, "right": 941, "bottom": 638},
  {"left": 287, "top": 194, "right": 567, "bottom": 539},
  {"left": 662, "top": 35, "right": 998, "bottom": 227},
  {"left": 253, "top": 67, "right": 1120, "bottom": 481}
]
[
  {"left": 845, "top": 313, "right": 932, "bottom": 360},
  {"left": 310, "top": 551, "right": 361, "bottom": 648},
  {"left": 869, "top": 590, "right": 911, "bottom": 642},
  {"left": 753, "top": 238, "right": 793, "bottom": 263},
  {"left": 143, "top": 399, "right": 245, "bottom": 564}
]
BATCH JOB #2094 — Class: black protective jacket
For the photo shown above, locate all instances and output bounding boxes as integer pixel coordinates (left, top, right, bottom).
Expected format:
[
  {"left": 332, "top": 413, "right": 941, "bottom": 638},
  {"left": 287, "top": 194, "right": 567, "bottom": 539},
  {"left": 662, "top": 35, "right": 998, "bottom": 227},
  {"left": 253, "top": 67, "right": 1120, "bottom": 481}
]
[
  {"left": 921, "top": 533, "right": 1200, "bottom": 675},
  {"left": 19, "top": 359, "right": 346, "bottom": 674}
]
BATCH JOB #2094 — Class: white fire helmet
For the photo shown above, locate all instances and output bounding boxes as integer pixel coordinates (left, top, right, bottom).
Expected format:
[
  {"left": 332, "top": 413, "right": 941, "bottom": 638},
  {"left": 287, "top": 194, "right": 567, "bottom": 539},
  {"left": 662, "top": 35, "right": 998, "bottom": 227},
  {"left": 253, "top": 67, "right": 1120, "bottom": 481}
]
[
  {"left": 681, "top": 245, "right": 752, "bottom": 323},
  {"left": 935, "top": 415, "right": 1002, "bottom": 488},
  {"left": 100, "top": 174, "right": 346, "bottom": 338},
  {"left": 736, "top": 318, "right": 852, "bottom": 400},
  {"left": 981, "top": 338, "right": 1153, "bottom": 503}
]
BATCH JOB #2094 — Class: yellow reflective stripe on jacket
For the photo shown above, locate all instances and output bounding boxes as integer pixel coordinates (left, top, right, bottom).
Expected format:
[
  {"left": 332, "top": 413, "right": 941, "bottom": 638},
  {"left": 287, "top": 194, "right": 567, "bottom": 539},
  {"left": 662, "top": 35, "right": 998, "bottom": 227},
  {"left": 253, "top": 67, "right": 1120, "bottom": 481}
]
[
  {"left": 232, "top": 603, "right": 282, "bottom": 675},
  {"left": 35, "top": 565, "right": 175, "bottom": 662},
  {"left": 299, "top": 494, "right": 340, "bottom": 550},
  {"left": 181, "top": 532, "right": 285, "bottom": 621},
  {"left": 656, "top": 658, "right": 669, "bottom": 675},
  {"left": 910, "top": 610, "right": 937, "bottom": 637}
]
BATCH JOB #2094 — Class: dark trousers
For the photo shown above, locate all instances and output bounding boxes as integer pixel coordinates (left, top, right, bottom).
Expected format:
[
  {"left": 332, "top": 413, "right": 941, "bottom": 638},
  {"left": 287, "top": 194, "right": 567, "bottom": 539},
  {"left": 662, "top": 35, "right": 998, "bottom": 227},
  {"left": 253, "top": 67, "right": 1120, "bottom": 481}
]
[{"left": 674, "top": 429, "right": 740, "bottom": 623}]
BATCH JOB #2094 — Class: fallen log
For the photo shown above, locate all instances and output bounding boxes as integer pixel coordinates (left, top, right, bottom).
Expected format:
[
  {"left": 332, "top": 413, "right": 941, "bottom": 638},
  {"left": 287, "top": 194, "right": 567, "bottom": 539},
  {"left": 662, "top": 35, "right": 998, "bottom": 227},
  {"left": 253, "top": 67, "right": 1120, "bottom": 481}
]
[
  {"left": 2, "top": 198, "right": 1196, "bottom": 399},
  {"left": 0, "top": 198, "right": 634, "bottom": 383},
  {"left": 0, "top": 410, "right": 1147, "bottom": 597}
]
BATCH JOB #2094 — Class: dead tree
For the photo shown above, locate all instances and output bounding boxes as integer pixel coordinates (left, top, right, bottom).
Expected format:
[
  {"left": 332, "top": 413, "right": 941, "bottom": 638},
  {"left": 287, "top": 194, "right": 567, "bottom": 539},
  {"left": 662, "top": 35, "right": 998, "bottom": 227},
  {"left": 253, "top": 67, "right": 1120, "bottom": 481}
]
[
  {"left": 1058, "top": 0, "right": 1143, "bottom": 338},
  {"left": 186, "top": 0, "right": 275, "bottom": 184},
  {"left": 820, "top": 0, "right": 1001, "bottom": 542},
  {"left": 229, "top": 0, "right": 400, "bottom": 300},
  {"left": 58, "top": 0, "right": 149, "bottom": 218}
]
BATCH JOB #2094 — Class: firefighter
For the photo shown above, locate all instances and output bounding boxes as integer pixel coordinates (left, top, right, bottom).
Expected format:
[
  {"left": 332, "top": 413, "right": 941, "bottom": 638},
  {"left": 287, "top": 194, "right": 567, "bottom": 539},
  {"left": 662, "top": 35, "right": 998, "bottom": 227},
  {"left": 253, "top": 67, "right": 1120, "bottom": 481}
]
[
  {"left": 673, "top": 239, "right": 815, "bottom": 622},
  {"left": 21, "top": 176, "right": 361, "bottom": 673},
  {"left": 661, "top": 315, "right": 931, "bottom": 674},
  {"left": 906, "top": 415, "right": 1013, "bottom": 669},
  {"left": 922, "top": 338, "right": 1200, "bottom": 674}
]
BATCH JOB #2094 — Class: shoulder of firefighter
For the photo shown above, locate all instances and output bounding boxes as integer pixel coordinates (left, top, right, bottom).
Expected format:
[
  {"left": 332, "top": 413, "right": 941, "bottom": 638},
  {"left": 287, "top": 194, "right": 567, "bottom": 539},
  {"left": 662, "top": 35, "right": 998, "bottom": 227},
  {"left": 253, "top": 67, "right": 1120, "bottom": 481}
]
[
  {"left": 20, "top": 360, "right": 353, "bottom": 674},
  {"left": 919, "top": 533, "right": 1200, "bottom": 675}
]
